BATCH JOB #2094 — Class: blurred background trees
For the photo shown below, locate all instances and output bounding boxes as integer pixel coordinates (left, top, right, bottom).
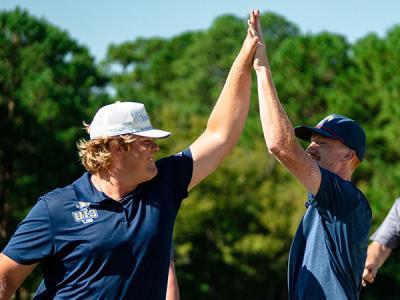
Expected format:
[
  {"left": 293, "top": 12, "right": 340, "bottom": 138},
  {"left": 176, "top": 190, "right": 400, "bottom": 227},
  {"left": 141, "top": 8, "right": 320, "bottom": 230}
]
[{"left": 1, "top": 7, "right": 400, "bottom": 300}]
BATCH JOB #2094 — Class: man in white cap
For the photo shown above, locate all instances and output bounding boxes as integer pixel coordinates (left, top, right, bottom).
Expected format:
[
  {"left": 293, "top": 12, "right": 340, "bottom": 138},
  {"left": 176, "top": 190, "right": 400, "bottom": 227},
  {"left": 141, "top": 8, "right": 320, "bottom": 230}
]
[{"left": 0, "top": 14, "right": 259, "bottom": 300}]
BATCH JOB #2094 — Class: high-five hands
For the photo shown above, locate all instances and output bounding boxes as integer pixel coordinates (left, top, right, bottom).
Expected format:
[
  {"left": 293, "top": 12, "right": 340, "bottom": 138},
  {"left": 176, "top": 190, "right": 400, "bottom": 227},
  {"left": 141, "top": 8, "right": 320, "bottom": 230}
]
[
  {"left": 248, "top": 9, "right": 268, "bottom": 71},
  {"left": 238, "top": 11, "right": 261, "bottom": 70}
]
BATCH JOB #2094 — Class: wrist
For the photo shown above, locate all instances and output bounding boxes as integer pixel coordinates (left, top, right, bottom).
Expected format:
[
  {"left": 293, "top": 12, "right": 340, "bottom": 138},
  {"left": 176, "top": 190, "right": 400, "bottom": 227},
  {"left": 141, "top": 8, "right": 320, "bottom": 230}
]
[
  {"left": 254, "top": 65, "right": 269, "bottom": 72},
  {"left": 233, "top": 58, "right": 253, "bottom": 73},
  {"left": 254, "top": 65, "right": 272, "bottom": 78}
]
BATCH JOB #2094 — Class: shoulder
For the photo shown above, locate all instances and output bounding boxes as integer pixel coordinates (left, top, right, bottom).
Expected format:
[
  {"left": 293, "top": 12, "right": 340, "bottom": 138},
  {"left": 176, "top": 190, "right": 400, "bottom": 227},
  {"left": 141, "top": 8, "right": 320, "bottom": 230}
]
[
  {"left": 39, "top": 175, "right": 87, "bottom": 214},
  {"left": 42, "top": 185, "right": 75, "bottom": 201},
  {"left": 156, "top": 149, "right": 192, "bottom": 165},
  {"left": 150, "top": 149, "right": 193, "bottom": 202},
  {"left": 314, "top": 167, "right": 370, "bottom": 220},
  {"left": 39, "top": 185, "right": 77, "bottom": 215},
  {"left": 319, "top": 167, "right": 359, "bottom": 195},
  {"left": 156, "top": 149, "right": 193, "bottom": 174},
  {"left": 42, "top": 173, "right": 93, "bottom": 203}
]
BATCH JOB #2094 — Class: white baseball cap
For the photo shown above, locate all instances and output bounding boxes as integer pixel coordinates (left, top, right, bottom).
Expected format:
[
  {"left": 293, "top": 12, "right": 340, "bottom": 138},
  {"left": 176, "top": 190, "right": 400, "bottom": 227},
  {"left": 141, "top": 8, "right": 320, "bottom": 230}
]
[{"left": 89, "top": 101, "right": 171, "bottom": 139}]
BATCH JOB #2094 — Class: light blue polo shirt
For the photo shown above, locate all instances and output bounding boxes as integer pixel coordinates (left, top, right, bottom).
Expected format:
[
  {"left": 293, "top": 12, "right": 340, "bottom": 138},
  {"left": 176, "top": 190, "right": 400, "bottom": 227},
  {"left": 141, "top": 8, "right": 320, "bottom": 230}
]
[
  {"left": 288, "top": 167, "right": 371, "bottom": 300},
  {"left": 3, "top": 149, "right": 192, "bottom": 300}
]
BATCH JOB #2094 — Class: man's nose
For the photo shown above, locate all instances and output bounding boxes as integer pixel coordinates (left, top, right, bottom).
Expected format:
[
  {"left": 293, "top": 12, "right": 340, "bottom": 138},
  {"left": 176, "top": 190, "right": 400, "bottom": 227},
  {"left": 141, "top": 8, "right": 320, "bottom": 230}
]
[
  {"left": 306, "top": 142, "right": 318, "bottom": 153},
  {"left": 151, "top": 141, "right": 159, "bottom": 152}
]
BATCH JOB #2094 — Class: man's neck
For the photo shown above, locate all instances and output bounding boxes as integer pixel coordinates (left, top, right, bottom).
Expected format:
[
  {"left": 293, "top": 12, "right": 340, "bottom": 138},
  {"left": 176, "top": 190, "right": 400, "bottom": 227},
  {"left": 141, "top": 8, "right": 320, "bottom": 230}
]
[
  {"left": 331, "top": 166, "right": 353, "bottom": 182},
  {"left": 91, "top": 172, "right": 139, "bottom": 201}
]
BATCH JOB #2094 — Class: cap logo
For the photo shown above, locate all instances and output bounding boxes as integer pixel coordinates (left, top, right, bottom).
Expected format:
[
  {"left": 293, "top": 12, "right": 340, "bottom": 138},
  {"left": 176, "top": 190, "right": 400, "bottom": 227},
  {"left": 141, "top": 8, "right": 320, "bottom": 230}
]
[
  {"left": 316, "top": 115, "right": 335, "bottom": 128},
  {"left": 134, "top": 111, "right": 150, "bottom": 122}
]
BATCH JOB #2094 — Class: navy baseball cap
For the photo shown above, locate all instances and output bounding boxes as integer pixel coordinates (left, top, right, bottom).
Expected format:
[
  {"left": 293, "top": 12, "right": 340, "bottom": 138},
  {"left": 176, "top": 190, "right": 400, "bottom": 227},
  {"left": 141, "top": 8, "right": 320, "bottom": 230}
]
[{"left": 294, "top": 114, "right": 366, "bottom": 161}]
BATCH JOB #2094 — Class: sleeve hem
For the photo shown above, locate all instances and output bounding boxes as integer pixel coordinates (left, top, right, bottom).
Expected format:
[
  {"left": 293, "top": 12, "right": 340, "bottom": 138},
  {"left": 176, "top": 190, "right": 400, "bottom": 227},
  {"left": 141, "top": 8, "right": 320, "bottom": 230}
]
[{"left": 1, "top": 250, "right": 39, "bottom": 265}]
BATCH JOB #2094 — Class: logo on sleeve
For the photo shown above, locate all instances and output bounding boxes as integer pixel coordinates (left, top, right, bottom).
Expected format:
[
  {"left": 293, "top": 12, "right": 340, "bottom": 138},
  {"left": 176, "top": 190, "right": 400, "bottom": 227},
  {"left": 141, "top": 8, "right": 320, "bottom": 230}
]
[{"left": 72, "top": 202, "right": 98, "bottom": 224}]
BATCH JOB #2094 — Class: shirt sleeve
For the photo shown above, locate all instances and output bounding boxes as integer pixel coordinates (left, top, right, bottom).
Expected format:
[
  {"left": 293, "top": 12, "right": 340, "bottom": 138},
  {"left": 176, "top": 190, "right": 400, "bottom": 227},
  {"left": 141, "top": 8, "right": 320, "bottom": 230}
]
[
  {"left": 172, "top": 148, "right": 193, "bottom": 200},
  {"left": 309, "top": 167, "right": 363, "bottom": 222},
  {"left": 370, "top": 198, "right": 400, "bottom": 249},
  {"left": 155, "top": 148, "right": 193, "bottom": 204},
  {"left": 2, "top": 197, "right": 54, "bottom": 264},
  {"left": 170, "top": 243, "right": 176, "bottom": 261}
]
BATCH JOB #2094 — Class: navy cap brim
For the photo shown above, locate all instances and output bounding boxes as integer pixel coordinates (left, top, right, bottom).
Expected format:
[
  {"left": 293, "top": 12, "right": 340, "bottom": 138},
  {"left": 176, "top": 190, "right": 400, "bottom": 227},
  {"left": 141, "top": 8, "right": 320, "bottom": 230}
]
[{"left": 294, "top": 125, "right": 337, "bottom": 142}]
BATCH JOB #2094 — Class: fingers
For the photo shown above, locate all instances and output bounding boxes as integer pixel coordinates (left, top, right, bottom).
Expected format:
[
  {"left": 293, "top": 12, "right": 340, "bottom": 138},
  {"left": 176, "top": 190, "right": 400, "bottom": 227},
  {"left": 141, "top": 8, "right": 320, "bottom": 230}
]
[
  {"left": 362, "top": 279, "right": 367, "bottom": 287},
  {"left": 247, "top": 20, "right": 256, "bottom": 37},
  {"left": 363, "top": 275, "right": 375, "bottom": 285},
  {"left": 249, "top": 10, "right": 255, "bottom": 26},
  {"left": 248, "top": 9, "right": 263, "bottom": 45},
  {"left": 244, "top": 8, "right": 267, "bottom": 67},
  {"left": 254, "top": 10, "right": 262, "bottom": 35},
  {"left": 246, "top": 28, "right": 259, "bottom": 49},
  {"left": 242, "top": 19, "right": 259, "bottom": 57},
  {"left": 246, "top": 20, "right": 261, "bottom": 50},
  {"left": 362, "top": 267, "right": 376, "bottom": 285}
]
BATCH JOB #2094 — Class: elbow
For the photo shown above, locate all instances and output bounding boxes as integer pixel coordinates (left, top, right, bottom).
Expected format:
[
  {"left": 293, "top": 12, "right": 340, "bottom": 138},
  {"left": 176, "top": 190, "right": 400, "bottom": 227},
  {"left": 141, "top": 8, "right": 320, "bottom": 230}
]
[
  {"left": 263, "top": 130, "right": 288, "bottom": 156},
  {"left": 266, "top": 137, "right": 294, "bottom": 160},
  {"left": 266, "top": 141, "right": 285, "bottom": 157},
  {"left": 0, "top": 275, "right": 15, "bottom": 300}
]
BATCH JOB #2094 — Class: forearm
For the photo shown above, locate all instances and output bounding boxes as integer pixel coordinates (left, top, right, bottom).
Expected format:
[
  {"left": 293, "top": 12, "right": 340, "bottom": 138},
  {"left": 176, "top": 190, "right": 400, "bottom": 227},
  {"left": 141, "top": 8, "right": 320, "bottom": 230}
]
[
  {"left": 256, "top": 62, "right": 296, "bottom": 154},
  {"left": 166, "top": 262, "right": 180, "bottom": 300},
  {"left": 206, "top": 48, "right": 252, "bottom": 148},
  {"left": 187, "top": 17, "right": 258, "bottom": 191},
  {"left": 0, "top": 253, "right": 37, "bottom": 300},
  {"left": 0, "top": 274, "right": 14, "bottom": 300},
  {"left": 367, "top": 241, "right": 392, "bottom": 269}
]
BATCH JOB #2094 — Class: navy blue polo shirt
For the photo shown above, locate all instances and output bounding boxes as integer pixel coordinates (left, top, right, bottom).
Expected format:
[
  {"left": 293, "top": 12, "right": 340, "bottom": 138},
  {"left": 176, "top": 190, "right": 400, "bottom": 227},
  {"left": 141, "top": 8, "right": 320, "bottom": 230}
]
[
  {"left": 288, "top": 167, "right": 371, "bottom": 300},
  {"left": 3, "top": 149, "right": 192, "bottom": 300}
]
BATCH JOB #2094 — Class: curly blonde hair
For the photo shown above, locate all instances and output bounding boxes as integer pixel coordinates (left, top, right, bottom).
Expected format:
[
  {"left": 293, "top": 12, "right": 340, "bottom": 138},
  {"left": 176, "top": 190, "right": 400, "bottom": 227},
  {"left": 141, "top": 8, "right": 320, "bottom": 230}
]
[{"left": 77, "top": 133, "right": 138, "bottom": 173}]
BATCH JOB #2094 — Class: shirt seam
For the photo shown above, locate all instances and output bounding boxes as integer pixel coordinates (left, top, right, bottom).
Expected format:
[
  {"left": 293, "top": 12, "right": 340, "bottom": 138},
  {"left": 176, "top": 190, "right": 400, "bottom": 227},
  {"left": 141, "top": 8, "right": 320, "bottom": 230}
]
[{"left": 41, "top": 196, "right": 56, "bottom": 255}]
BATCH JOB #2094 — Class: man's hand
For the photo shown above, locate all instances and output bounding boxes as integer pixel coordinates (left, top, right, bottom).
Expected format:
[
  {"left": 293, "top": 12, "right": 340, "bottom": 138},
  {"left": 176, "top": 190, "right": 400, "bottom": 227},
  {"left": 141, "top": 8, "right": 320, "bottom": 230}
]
[
  {"left": 236, "top": 11, "right": 260, "bottom": 71},
  {"left": 361, "top": 241, "right": 392, "bottom": 287},
  {"left": 362, "top": 261, "right": 378, "bottom": 287},
  {"left": 248, "top": 10, "right": 268, "bottom": 71}
]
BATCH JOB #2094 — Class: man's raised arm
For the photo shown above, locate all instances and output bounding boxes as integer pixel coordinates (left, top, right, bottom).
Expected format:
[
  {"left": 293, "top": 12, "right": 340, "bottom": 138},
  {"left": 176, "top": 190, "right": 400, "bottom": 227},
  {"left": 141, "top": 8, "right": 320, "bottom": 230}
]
[
  {"left": 250, "top": 10, "right": 321, "bottom": 195},
  {"left": 188, "top": 13, "right": 259, "bottom": 190}
]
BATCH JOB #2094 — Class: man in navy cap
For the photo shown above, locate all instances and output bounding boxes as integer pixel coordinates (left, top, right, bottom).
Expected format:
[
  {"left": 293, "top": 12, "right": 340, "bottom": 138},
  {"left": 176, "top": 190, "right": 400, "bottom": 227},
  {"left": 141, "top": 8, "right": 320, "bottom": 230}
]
[
  {"left": 0, "top": 15, "right": 260, "bottom": 300},
  {"left": 249, "top": 10, "right": 371, "bottom": 299}
]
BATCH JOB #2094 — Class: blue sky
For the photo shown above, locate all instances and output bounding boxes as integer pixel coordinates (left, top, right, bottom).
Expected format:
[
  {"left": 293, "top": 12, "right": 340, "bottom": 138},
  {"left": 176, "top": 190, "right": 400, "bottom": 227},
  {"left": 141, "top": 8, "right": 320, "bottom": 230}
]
[{"left": 1, "top": 0, "right": 400, "bottom": 61}]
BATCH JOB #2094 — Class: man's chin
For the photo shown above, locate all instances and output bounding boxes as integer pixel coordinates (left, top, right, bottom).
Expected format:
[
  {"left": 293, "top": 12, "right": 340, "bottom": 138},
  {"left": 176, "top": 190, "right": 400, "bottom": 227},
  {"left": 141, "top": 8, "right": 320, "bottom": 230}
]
[{"left": 148, "top": 166, "right": 158, "bottom": 180}]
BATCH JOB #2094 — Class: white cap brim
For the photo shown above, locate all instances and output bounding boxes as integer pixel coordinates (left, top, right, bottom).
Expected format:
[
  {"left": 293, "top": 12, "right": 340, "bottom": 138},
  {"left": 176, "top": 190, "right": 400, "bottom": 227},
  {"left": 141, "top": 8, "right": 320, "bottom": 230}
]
[{"left": 133, "top": 129, "right": 171, "bottom": 139}]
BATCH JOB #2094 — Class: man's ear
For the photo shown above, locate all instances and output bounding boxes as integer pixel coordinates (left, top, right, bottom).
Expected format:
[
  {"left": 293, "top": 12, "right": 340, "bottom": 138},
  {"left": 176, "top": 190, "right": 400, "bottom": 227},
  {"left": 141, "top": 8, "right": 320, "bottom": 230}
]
[
  {"left": 110, "top": 139, "right": 123, "bottom": 154},
  {"left": 342, "top": 149, "right": 355, "bottom": 161}
]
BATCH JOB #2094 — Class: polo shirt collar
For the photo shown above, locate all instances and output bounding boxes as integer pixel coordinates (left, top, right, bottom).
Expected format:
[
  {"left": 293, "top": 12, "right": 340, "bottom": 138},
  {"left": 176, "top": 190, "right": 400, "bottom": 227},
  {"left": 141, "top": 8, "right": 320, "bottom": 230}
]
[
  {"left": 73, "top": 172, "right": 108, "bottom": 203},
  {"left": 73, "top": 172, "right": 144, "bottom": 204}
]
